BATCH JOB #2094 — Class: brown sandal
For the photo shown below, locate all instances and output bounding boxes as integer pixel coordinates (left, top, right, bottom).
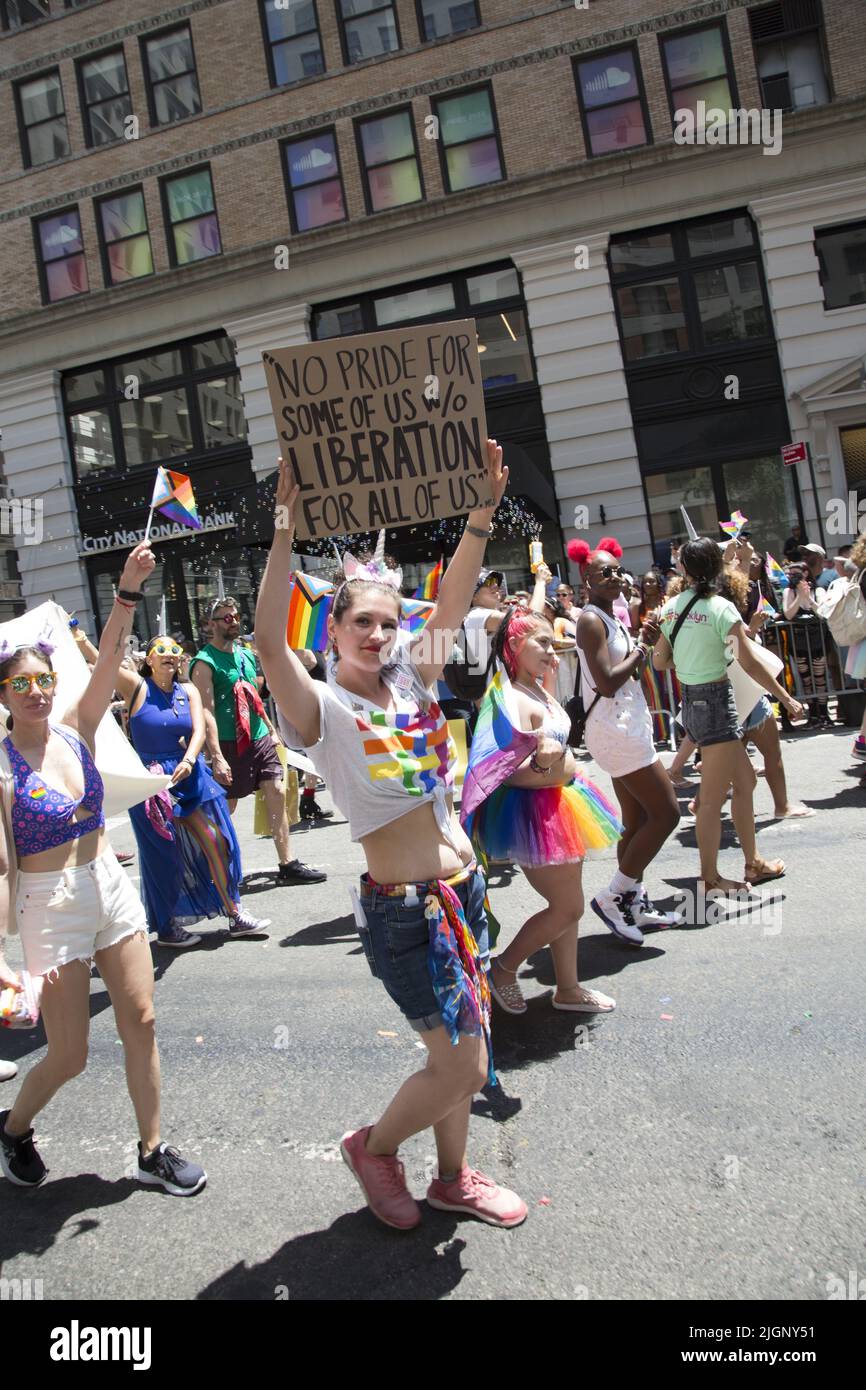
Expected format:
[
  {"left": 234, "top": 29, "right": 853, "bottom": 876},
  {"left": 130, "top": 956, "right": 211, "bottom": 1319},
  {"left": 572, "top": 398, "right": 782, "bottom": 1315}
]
[{"left": 744, "top": 859, "right": 785, "bottom": 886}]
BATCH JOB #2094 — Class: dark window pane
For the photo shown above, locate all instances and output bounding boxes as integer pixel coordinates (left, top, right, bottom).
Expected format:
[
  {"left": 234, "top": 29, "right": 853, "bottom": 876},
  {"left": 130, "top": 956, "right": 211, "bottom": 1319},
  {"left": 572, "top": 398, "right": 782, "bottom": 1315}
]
[
  {"left": 578, "top": 49, "right": 639, "bottom": 109},
  {"left": 81, "top": 52, "right": 127, "bottom": 103},
  {"left": 70, "top": 409, "right": 115, "bottom": 474},
  {"left": 344, "top": 9, "right": 398, "bottom": 62},
  {"left": 45, "top": 255, "right": 88, "bottom": 301},
  {"left": 756, "top": 35, "right": 829, "bottom": 110},
  {"left": 445, "top": 136, "right": 501, "bottom": 191},
  {"left": 585, "top": 100, "right": 647, "bottom": 155},
  {"left": 476, "top": 310, "right": 534, "bottom": 389},
  {"left": 293, "top": 180, "right": 346, "bottom": 230},
  {"left": 421, "top": 0, "right": 478, "bottom": 40},
  {"left": 88, "top": 94, "right": 133, "bottom": 144},
  {"left": 196, "top": 376, "right": 248, "bottom": 448},
  {"left": 191, "top": 337, "right": 234, "bottom": 371},
  {"left": 27, "top": 120, "right": 70, "bottom": 164},
  {"left": 816, "top": 222, "right": 866, "bottom": 310},
  {"left": 467, "top": 267, "right": 520, "bottom": 304},
  {"left": 120, "top": 388, "right": 193, "bottom": 464},
  {"left": 314, "top": 304, "right": 364, "bottom": 338},
  {"left": 286, "top": 133, "right": 338, "bottom": 187},
  {"left": 273, "top": 34, "right": 325, "bottom": 83},
  {"left": 153, "top": 71, "right": 201, "bottom": 124},
  {"left": 119, "top": 351, "right": 182, "bottom": 386},
  {"left": 616, "top": 278, "right": 688, "bottom": 360},
  {"left": 610, "top": 233, "right": 674, "bottom": 274},
  {"left": 646, "top": 466, "right": 718, "bottom": 548},
  {"left": 65, "top": 369, "right": 107, "bottom": 403},
  {"left": 174, "top": 214, "right": 221, "bottom": 263},
  {"left": 146, "top": 31, "right": 194, "bottom": 82},
  {"left": 686, "top": 215, "right": 754, "bottom": 257},
  {"left": 438, "top": 90, "right": 494, "bottom": 145},
  {"left": 693, "top": 261, "right": 768, "bottom": 343}
]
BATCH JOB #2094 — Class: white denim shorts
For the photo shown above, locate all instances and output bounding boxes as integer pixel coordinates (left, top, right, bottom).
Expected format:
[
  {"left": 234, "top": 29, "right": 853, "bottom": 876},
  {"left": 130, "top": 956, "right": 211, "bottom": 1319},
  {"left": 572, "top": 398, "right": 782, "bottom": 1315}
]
[{"left": 15, "top": 847, "right": 148, "bottom": 979}]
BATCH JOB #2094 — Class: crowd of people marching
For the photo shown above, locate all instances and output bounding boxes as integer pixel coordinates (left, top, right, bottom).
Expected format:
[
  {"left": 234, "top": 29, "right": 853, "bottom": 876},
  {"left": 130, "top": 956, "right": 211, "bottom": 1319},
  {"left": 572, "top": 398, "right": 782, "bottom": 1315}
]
[{"left": 1, "top": 437, "right": 864, "bottom": 1231}]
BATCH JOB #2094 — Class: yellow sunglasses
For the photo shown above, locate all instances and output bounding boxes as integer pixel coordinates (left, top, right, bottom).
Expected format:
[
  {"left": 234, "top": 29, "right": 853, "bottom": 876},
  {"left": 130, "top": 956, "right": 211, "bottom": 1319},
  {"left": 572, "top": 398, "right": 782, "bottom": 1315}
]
[{"left": 149, "top": 642, "right": 183, "bottom": 657}]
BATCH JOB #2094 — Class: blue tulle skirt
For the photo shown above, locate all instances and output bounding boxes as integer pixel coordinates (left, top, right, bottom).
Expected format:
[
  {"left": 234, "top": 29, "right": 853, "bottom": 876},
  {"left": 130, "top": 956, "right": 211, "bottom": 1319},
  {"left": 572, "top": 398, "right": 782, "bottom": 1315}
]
[{"left": 128, "top": 752, "right": 243, "bottom": 936}]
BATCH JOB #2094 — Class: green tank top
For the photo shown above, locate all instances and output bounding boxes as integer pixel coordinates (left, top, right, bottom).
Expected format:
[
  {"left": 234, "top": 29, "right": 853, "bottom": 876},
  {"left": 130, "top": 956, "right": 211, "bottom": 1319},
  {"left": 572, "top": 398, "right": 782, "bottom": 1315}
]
[{"left": 191, "top": 644, "right": 268, "bottom": 744}]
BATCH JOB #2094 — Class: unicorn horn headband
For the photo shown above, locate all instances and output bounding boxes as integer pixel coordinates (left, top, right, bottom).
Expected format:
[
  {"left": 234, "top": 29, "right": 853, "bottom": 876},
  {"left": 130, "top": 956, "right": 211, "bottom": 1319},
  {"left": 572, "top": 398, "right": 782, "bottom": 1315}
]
[{"left": 340, "top": 529, "right": 403, "bottom": 592}]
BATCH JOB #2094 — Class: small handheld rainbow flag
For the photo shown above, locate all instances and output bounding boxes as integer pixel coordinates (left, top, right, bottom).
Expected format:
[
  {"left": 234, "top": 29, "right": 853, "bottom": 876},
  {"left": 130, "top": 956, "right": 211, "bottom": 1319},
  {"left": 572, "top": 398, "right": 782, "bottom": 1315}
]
[
  {"left": 720, "top": 509, "right": 748, "bottom": 539},
  {"left": 765, "top": 553, "right": 788, "bottom": 587},
  {"left": 413, "top": 558, "right": 443, "bottom": 602},
  {"left": 286, "top": 573, "right": 333, "bottom": 651},
  {"left": 400, "top": 598, "right": 434, "bottom": 634},
  {"left": 757, "top": 594, "right": 777, "bottom": 617},
  {"left": 147, "top": 468, "right": 202, "bottom": 535}
]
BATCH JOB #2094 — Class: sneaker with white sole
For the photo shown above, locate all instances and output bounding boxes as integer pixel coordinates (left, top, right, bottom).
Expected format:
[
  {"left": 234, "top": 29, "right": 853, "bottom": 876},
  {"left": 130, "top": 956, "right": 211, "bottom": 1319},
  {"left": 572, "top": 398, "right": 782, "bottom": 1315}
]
[
  {"left": 0, "top": 1109, "right": 47, "bottom": 1187},
  {"left": 340, "top": 1125, "right": 421, "bottom": 1230},
  {"left": 590, "top": 889, "right": 644, "bottom": 945},
  {"left": 157, "top": 921, "right": 202, "bottom": 949},
  {"left": 228, "top": 910, "right": 271, "bottom": 937},
  {"left": 634, "top": 888, "right": 683, "bottom": 930},
  {"left": 136, "top": 1141, "right": 206, "bottom": 1196},
  {"left": 427, "top": 1167, "right": 528, "bottom": 1227}
]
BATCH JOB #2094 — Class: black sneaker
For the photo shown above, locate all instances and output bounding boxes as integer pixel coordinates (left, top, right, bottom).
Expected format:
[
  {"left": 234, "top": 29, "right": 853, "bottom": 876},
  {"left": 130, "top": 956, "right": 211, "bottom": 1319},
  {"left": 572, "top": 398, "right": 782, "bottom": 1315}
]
[
  {"left": 228, "top": 909, "right": 271, "bottom": 937},
  {"left": 276, "top": 859, "right": 327, "bottom": 885},
  {"left": 136, "top": 1141, "right": 206, "bottom": 1197},
  {"left": 299, "top": 796, "right": 334, "bottom": 823},
  {"left": 0, "top": 1108, "right": 47, "bottom": 1187}
]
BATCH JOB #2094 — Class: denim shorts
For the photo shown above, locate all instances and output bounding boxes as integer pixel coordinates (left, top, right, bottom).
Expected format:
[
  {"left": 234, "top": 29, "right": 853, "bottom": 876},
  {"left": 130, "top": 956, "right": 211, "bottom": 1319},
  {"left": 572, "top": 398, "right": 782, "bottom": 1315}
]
[
  {"left": 681, "top": 679, "right": 742, "bottom": 747},
  {"left": 741, "top": 694, "right": 772, "bottom": 734},
  {"left": 357, "top": 867, "right": 490, "bottom": 1032}
]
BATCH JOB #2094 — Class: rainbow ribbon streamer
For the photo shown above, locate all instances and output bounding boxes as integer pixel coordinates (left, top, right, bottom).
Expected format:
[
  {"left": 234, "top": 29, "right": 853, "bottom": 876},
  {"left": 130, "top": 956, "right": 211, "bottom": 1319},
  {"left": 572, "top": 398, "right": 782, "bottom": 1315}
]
[
  {"left": 149, "top": 467, "right": 202, "bottom": 530},
  {"left": 765, "top": 553, "right": 788, "bottom": 588},
  {"left": 720, "top": 509, "right": 748, "bottom": 539},
  {"left": 286, "top": 573, "right": 333, "bottom": 651},
  {"left": 413, "top": 558, "right": 443, "bottom": 602}
]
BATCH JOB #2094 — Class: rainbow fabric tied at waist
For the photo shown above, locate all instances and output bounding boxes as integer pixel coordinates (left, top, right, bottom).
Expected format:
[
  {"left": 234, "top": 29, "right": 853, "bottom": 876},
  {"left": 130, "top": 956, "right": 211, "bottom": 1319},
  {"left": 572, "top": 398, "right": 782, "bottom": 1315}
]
[{"left": 360, "top": 862, "right": 495, "bottom": 1085}]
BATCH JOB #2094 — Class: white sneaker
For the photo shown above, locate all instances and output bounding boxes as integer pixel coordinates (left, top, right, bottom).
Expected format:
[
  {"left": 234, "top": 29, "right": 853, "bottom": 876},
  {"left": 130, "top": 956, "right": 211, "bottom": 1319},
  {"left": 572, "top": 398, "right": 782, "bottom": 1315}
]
[
  {"left": 590, "top": 889, "right": 644, "bottom": 945},
  {"left": 634, "top": 888, "right": 683, "bottom": 930},
  {"left": 0, "top": 1059, "right": 18, "bottom": 1083}
]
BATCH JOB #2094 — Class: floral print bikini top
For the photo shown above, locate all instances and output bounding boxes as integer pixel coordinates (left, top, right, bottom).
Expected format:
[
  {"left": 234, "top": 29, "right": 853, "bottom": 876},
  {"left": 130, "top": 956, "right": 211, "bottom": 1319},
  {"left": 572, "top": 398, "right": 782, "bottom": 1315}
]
[{"left": 3, "top": 724, "right": 105, "bottom": 856}]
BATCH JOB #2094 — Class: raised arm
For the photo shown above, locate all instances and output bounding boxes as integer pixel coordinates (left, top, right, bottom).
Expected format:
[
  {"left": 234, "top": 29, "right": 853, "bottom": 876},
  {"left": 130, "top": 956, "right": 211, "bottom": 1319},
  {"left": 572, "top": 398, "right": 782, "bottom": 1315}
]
[
  {"left": 529, "top": 563, "right": 552, "bottom": 616},
  {"left": 66, "top": 543, "right": 155, "bottom": 746},
  {"left": 411, "top": 438, "right": 508, "bottom": 687},
  {"left": 254, "top": 461, "right": 322, "bottom": 748}
]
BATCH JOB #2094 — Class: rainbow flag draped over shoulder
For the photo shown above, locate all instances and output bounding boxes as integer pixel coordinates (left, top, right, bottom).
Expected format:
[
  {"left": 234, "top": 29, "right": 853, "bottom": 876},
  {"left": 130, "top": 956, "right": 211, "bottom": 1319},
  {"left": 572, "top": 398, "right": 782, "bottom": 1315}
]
[
  {"left": 400, "top": 598, "right": 434, "bottom": 634},
  {"left": 765, "top": 553, "right": 788, "bottom": 588},
  {"left": 149, "top": 467, "right": 202, "bottom": 530},
  {"left": 460, "top": 667, "right": 537, "bottom": 830},
  {"left": 414, "top": 558, "right": 443, "bottom": 602},
  {"left": 286, "top": 573, "right": 333, "bottom": 651},
  {"left": 720, "top": 509, "right": 748, "bottom": 539}
]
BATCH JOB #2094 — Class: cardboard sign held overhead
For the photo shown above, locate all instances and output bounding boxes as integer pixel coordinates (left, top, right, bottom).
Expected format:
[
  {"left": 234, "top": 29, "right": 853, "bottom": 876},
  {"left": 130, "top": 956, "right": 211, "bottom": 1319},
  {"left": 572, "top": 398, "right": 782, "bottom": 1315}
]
[{"left": 263, "top": 319, "right": 490, "bottom": 541}]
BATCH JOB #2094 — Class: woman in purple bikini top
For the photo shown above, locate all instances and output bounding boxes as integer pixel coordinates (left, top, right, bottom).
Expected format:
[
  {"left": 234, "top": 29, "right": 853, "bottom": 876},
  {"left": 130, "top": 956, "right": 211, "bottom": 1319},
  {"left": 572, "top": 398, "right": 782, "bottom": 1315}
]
[{"left": 4, "top": 724, "right": 104, "bottom": 857}]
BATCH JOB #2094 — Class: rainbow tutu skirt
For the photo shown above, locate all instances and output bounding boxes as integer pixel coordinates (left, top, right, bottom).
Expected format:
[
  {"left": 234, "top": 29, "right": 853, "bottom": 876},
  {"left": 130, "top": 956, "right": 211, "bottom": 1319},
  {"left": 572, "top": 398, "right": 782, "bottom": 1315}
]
[{"left": 472, "top": 770, "right": 622, "bottom": 868}]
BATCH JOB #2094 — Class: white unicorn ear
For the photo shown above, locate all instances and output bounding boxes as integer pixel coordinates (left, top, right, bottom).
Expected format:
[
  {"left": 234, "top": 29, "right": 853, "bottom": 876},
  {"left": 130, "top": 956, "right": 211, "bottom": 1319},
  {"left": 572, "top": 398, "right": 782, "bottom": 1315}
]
[{"left": 342, "top": 552, "right": 363, "bottom": 579}]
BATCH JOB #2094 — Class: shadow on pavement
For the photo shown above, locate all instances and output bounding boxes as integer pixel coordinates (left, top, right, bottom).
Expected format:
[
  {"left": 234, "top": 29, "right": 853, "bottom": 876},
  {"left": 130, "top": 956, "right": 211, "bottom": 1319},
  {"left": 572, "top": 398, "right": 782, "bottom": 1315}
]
[
  {"left": 279, "top": 913, "right": 361, "bottom": 951},
  {"left": 0, "top": 980, "right": 114, "bottom": 1064},
  {"left": 0, "top": 1175, "right": 138, "bottom": 1261},
  {"left": 196, "top": 1209, "right": 466, "bottom": 1300}
]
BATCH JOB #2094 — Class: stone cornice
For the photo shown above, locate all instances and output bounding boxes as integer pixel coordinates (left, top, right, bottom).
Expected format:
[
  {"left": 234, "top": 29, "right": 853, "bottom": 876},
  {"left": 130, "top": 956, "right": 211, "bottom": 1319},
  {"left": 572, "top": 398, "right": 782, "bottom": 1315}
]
[{"left": 2, "top": 0, "right": 758, "bottom": 222}]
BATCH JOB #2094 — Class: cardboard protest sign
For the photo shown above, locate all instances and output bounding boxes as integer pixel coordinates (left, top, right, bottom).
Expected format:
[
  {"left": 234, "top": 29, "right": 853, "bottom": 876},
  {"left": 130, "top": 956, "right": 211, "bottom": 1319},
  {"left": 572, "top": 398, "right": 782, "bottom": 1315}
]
[{"left": 263, "top": 319, "right": 490, "bottom": 541}]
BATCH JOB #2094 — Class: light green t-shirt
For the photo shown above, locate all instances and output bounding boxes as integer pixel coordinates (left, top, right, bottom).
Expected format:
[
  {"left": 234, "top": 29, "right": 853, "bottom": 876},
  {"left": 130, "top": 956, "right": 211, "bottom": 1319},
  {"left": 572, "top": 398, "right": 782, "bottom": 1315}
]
[
  {"left": 658, "top": 590, "right": 742, "bottom": 686},
  {"left": 189, "top": 643, "right": 268, "bottom": 744}
]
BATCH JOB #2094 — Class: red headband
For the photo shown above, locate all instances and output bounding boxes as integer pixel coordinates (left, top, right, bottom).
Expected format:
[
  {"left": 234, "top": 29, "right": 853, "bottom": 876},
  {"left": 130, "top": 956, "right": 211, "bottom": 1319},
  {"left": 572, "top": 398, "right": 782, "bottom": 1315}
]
[{"left": 567, "top": 536, "right": 624, "bottom": 574}]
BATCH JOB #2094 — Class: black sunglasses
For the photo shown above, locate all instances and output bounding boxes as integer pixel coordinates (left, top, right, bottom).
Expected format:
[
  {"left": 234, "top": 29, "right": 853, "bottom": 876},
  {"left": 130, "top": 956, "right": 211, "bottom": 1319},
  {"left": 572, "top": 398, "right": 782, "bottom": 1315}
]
[{"left": 598, "top": 565, "right": 626, "bottom": 579}]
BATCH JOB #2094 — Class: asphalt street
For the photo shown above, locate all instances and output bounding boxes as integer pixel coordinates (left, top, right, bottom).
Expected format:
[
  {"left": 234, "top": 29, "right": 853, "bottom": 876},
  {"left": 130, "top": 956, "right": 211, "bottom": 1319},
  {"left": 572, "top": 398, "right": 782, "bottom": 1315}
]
[{"left": 1, "top": 726, "right": 864, "bottom": 1302}]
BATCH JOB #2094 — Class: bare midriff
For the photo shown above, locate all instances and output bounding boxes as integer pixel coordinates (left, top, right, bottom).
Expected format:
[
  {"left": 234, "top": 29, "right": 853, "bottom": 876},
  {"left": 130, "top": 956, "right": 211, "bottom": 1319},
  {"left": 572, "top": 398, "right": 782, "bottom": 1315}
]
[
  {"left": 18, "top": 825, "right": 109, "bottom": 874},
  {"left": 360, "top": 796, "right": 474, "bottom": 885}
]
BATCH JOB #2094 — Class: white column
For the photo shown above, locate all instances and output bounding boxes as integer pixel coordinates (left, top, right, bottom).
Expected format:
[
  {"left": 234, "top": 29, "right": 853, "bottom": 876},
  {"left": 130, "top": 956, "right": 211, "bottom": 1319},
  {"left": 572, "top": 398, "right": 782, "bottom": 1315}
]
[
  {"left": 224, "top": 303, "right": 312, "bottom": 479},
  {"left": 512, "top": 235, "right": 653, "bottom": 575},
  {"left": 0, "top": 369, "right": 92, "bottom": 621}
]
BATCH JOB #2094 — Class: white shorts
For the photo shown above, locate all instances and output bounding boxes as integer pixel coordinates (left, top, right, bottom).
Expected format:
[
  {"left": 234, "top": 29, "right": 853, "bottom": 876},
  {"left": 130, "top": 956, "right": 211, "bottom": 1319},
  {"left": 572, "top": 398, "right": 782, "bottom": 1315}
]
[
  {"left": 585, "top": 699, "right": 658, "bottom": 780},
  {"left": 15, "top": 847, "right": 148, "bottom": 979}
]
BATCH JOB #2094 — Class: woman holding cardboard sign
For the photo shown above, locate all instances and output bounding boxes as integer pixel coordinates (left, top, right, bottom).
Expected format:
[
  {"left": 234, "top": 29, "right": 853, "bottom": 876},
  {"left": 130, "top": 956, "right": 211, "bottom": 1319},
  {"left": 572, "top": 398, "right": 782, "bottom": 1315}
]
[{"left": 256, "top": 439, "right": 529, "bottom": 1232}]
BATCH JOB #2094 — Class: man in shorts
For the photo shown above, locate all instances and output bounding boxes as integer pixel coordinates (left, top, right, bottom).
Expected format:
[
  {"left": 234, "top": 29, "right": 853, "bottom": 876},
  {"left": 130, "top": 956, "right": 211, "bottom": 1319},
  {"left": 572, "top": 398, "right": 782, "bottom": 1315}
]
[{"left": 191, "top": 598, "right": 326, "bottom": 886}]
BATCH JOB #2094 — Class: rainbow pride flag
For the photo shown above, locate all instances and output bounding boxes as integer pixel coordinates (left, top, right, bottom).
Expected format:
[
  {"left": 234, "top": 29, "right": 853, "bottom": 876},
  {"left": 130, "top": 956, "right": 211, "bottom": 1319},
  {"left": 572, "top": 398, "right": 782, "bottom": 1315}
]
[
  {"left": 757, "top": 594, "right": 778, "bottom": 617},
  {"left": 286, "top": 573, "right": 333, "bottom": 651},
  {"left": 460, "top": 667, "right": 537, "bottom": 829},
  {"left": 414, "top": 558, "right": 443, "bottom": 602},
  {"left": 400, "top": 598, "right": 434, "bottom": 633},
  {"left": 149, "top": 467, "right": 202, "bottom": 530},
  {"left": 765, "top": 553, "right": 788, "bottom": 588},
  {"left": 720, "top": 509, "right": 748, "bottom": 539}
]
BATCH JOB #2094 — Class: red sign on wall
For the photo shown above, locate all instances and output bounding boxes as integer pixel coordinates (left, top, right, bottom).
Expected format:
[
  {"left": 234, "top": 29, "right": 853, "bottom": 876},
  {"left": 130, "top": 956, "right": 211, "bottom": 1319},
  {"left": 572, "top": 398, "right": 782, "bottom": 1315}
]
[{"left": 781, "top": 442, "right": 808, "bottom": 467}]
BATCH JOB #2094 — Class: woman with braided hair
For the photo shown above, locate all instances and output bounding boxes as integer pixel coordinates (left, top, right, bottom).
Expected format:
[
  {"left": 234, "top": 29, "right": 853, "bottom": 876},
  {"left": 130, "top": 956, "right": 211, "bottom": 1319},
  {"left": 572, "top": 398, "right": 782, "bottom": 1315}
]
[
  {"left": 467, "top": 604, "right": 622, "bottom": 1016},
  {"left": 572, "top": 537, "right": 682, "bottom": 946}
]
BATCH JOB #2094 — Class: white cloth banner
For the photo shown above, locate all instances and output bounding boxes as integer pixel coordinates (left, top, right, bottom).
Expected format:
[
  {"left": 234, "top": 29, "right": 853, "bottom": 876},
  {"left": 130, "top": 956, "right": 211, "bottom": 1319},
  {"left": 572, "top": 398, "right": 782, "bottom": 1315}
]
[
  {"left": 0, "top": 602, "right": 170, "bottom": 816},
  {"left": 727, "top": 640, "right": 784, "bottom": 723}
]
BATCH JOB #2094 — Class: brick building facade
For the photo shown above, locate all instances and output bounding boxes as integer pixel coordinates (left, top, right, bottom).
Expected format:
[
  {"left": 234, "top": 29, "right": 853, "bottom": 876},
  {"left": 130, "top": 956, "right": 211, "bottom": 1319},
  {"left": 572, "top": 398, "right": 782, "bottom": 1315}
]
[{"left": 1, "top": 0, "right": 865, "bottom": 637}]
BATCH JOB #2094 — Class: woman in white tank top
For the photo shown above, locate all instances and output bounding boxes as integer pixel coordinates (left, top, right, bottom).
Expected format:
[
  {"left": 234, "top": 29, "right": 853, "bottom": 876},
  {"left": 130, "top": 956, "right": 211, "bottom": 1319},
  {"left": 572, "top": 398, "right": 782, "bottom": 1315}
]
[{"left": 572, "top": 537, "right": 682, "bottom": 945}]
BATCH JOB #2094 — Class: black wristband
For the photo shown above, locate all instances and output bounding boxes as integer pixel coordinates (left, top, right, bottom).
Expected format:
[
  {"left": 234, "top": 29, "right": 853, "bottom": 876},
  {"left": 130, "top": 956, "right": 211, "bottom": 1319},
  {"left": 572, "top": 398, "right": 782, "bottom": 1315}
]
[
  {"left": 117, "top": 589, "right": 145, "bottom": 602},
  {"left": 466, "top": 523, "right": 492, "bottom": 540}
]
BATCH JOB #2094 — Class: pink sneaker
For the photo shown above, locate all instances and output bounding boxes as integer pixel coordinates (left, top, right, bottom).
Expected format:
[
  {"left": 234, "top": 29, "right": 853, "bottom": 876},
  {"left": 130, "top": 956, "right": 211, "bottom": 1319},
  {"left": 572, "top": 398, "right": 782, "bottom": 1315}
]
[
  {"left": 340, "top": 1126, "right": 421, "bottom": 1231},
  {"left": 426, "top": 1167, "right": 528, "bottom": 1228}
]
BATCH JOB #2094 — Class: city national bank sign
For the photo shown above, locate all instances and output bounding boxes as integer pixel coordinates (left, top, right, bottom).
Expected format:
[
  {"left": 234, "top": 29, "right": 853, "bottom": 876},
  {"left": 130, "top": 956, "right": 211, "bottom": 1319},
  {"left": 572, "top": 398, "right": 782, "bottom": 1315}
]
[{"left": 80, "top": 510, "right": 236, "bottom": 555}]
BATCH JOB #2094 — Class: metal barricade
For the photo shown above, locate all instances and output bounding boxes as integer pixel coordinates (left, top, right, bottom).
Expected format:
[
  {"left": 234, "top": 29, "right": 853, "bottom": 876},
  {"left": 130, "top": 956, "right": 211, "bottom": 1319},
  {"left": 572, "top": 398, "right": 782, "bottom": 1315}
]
[{"left": 762, "top": 616, "right": 862, "bottom": 711}]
